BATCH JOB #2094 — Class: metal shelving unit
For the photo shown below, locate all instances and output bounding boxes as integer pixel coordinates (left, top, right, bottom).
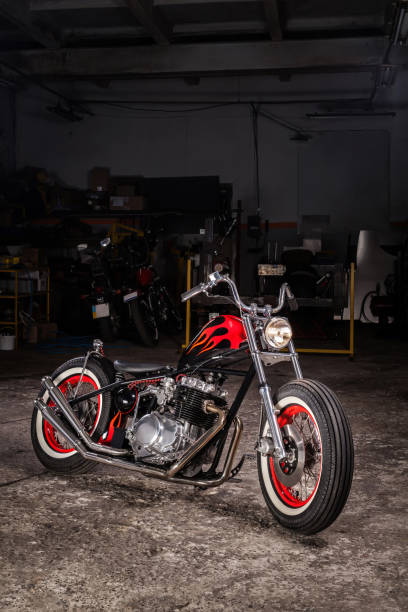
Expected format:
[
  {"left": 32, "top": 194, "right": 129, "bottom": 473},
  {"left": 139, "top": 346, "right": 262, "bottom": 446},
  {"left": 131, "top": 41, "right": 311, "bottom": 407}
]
[
  {"left": 0, "top": 268, "right": 50, "bottom": 348},
  {"left": 182, "top": 262, "right": 356, "bottom": 358}
]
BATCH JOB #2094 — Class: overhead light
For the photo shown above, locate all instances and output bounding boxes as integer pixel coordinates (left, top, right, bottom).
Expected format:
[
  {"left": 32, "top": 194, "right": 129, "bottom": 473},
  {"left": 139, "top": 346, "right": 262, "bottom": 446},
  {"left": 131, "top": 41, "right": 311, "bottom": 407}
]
[{"left": 306, "top": 112, "right": 396, "bottom": 119}]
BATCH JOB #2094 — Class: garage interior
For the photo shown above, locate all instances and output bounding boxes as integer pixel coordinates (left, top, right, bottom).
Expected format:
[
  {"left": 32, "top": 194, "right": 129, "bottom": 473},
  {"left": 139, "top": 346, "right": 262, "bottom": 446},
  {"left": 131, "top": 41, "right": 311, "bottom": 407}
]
[{"left": 0, "top": 1, "right": 407, "bottom": 610}]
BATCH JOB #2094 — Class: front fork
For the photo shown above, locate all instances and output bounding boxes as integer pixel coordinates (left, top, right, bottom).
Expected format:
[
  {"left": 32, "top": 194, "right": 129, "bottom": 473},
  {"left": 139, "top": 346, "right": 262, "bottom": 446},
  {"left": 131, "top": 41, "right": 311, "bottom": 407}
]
[{"left": 242, "top": 315, "right": 303, "bottom": 460}]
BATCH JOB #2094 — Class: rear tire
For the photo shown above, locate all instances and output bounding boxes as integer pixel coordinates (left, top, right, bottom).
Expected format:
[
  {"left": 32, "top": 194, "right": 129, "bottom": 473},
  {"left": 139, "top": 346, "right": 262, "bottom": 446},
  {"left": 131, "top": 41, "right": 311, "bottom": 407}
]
[
  {"left": 96, "top": 303, "right": 121, "bottom": 342},
  {"left": 31, "top": 357, "right": 112, "bottom": 474},
  {"left": 257, "top": 379, "right": 353, "bottom": 534},
  {"left": 130, "top": 299, "right": 159, "bottom": 347},
  {"left": 158, "top": 286, "right": 183, "bottom": 332}
]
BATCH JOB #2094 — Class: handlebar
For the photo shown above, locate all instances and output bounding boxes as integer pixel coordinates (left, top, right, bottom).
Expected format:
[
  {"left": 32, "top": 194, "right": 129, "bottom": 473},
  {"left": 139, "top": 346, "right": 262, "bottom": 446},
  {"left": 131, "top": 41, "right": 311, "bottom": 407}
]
[
  {"left": 181, "top": 284, "right": 207, "bottom": 302},
  {"left": 285, "top": 285, "right": 299, "bottom": 312},
  {"left": 181, "top": 271, "right": 297, "bottom": 317}
]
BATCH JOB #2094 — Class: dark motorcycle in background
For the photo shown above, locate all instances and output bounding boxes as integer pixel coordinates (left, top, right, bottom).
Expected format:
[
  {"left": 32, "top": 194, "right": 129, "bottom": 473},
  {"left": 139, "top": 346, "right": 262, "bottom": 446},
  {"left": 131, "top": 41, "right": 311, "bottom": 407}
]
[
  {"left": 77, "top": 238, "right": 121, "bottom": 342},
  {"left": 119, "top": 233, "right": 182, "bottom": 347},
  {"left": 77, "top": 234, "right": 182, "bottom": 346},
  {"left": 31, "top": 271, "right": 353, "bottom": 534}
]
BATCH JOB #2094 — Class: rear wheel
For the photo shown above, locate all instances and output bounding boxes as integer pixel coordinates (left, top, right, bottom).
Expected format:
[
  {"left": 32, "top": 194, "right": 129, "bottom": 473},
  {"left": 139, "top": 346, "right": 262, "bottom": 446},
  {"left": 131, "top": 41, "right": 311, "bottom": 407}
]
[
  {"left": 31, "top": 357, "right": 112, "bottom": 474},
  {"left": 257, "top": 379, "right": 353, "bottom": 534},
  {"left": 130, "top": 298, "right": 159, "bottom": 347},
  {"left": 96, "top": 303, "right": 121, "bottom": 342},
  {"left": 158, "top": 286, "right": 183, "bottom": 332}
]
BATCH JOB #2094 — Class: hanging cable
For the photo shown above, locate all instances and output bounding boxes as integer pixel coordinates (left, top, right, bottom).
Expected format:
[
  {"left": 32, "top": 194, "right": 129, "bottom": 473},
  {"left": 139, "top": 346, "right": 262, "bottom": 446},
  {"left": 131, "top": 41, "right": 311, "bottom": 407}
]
[
  {"left": 93, "top": 101, "right": 233, "bottom": 113},
  {"left": 250, "top": 103, "right": 261, "bottom": 216},
  {"left": 0, "top": 57, "right": 93, "bottom": 116},
  {"left": 257, "top": 107, "right": 306, "bottom": 134}
]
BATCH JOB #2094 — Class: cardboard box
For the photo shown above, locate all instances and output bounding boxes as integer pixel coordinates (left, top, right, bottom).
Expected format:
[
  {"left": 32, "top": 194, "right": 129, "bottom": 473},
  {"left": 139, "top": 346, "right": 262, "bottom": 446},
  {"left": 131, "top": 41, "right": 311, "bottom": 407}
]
[
  {"left": 89, "top": 167, "right": 110, "bottom": 192},
  {"left": 109, "top": 196, "right": 145, "bottom": 211},
  {"left": 37, "top": 322, "right": 58, "bottom": 342}
]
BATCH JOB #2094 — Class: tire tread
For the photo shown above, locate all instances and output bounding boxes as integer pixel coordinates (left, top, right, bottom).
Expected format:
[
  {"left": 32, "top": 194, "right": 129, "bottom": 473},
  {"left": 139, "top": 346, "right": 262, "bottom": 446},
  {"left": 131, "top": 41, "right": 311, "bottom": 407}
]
[
  {"left": 257, "top": 379, "right": 354, "bottom": 534},
  {"left": 31, "top": 357, "right": 112, "bottom": 475}
]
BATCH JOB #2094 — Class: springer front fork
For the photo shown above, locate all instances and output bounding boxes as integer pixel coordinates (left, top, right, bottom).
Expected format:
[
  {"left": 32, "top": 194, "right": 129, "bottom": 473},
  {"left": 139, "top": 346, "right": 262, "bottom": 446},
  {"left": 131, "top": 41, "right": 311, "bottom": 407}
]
[{"left": 242, "top": 315, "right": 303, "bottom": 460}]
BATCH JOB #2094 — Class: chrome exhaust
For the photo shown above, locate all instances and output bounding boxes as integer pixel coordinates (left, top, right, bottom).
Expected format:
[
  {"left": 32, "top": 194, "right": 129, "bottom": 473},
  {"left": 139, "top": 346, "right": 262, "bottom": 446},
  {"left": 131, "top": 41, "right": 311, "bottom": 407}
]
[
  {"left": 41, "top": 376, "right": 129, "bottom": 457},
  {"left": 35, "top": 393, "right": 242, "bottom": 489},
  {"left": 166, "top": 400, "right": 226, "bottom": 478}
]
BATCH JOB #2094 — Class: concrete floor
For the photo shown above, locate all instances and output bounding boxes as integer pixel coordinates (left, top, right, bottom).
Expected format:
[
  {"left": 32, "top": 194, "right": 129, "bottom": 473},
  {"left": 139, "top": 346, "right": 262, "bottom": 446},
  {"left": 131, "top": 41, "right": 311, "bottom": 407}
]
[{"left": 0, "top": 330, "right": 407, "bottom": 611}]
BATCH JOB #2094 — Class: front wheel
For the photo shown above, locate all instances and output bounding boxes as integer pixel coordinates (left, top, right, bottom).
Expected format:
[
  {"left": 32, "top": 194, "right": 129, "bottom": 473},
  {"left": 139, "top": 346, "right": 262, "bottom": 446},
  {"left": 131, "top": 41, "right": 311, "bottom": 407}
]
[{"left": 257, "top": 379, "right": 353, "bottom": 534}]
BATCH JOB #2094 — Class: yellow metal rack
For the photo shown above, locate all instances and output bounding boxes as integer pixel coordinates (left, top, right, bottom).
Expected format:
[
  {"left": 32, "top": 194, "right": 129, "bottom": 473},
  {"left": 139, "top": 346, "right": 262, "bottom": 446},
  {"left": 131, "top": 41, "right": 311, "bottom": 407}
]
[
  {"left": 0, "top": 268, "right": 50, "bottom": 348},
  {"left": 295, "top": 263, "right": 355, "bottom": 357}
]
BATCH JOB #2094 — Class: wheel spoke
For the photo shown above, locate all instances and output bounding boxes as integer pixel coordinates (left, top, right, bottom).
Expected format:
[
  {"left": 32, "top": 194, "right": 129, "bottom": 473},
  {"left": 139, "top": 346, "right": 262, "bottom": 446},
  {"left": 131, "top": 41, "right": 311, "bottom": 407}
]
[
  {"left": 44, "top": 376, "right": 100, "bottom": 453},
  {"left": 272, "top": 404, "right": 322, "bottom": 506}
]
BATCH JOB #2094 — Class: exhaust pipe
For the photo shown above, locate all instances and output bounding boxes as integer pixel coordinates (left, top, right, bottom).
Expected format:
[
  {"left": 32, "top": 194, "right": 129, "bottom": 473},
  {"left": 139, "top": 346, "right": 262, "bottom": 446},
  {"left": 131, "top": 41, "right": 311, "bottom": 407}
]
[
  {"left": 166, "top": 400, "right": 226, "bottom": 478},
  {"left": 35, "top": 397, "right": 165, "bottom": 475},
  {"left": 41, "top": 376, "right": 129, "bottom": 457},
  {"left": 35, "top": 394, "right": 242, "bottom": 489}
]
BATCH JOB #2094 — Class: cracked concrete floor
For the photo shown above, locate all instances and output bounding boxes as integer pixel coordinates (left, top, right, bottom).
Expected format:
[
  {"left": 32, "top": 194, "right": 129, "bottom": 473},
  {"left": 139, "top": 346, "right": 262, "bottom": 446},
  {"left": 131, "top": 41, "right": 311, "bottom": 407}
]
[{"left": 0, "top": 332, "right": 407, "bottom": 611}]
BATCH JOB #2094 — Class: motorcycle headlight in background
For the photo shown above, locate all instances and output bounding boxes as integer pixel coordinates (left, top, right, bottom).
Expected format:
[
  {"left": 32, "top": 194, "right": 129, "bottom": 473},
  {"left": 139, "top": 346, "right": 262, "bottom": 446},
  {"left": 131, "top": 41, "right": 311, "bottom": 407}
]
[{"left": 264, "top": 317, "right": 293, "bottom": 349}]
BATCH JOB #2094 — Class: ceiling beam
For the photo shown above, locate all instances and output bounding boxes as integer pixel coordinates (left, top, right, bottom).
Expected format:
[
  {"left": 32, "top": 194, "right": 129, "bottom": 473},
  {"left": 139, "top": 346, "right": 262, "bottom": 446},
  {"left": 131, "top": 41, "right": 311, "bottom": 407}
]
[
  {"left": 0, "top": 0, "right": 59, "bottom": 49},
  {"left": 30, "top": 0, "right": 126, "bottom": 9},
  {"left": 0, "top": 38, "right": 389, "bottom": 79},
  {"left": 264, "top": 0, "right": 282, "bottom": 40},
  {"left": 126, "top": 0, "right": 171, "bottom": 45},
  {"left": 174, "top": 20, "right": 267, "bottom": 35}
]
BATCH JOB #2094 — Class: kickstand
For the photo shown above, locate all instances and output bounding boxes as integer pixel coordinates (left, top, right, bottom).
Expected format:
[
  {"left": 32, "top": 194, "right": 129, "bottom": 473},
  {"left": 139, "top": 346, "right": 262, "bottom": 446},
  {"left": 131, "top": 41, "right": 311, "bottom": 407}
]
[{"left": 228, "top": 454, "right": 246, "bottom": 482}]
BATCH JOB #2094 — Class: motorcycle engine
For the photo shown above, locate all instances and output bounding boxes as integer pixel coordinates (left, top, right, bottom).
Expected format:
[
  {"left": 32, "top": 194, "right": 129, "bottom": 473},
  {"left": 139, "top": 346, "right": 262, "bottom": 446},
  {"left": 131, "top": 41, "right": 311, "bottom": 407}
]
[{"left": 126, "top": 376, "right": 227, "bottom": 466}]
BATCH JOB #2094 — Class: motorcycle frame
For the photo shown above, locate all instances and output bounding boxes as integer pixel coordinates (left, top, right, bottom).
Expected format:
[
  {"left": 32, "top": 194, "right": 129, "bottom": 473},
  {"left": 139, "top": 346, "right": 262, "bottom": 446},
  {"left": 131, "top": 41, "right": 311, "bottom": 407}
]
[
  {"left": 36, "top": 272, "right": 305, "bottom": 486},
  {"left": 65, "top": 331, "right": 303, "bottom": 479}
]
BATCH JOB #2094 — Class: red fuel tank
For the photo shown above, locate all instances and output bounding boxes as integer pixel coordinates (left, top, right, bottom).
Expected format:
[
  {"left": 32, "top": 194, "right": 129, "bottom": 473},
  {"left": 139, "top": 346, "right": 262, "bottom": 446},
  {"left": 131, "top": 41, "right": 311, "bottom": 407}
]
[{"left": 178, "top": 315, "right": 247, "bottom": 368}]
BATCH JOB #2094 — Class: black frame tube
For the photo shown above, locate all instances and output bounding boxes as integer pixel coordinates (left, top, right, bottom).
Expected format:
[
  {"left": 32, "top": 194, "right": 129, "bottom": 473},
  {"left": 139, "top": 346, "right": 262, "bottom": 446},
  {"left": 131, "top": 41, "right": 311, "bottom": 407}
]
[
  {"left": 67, "top": 352, "right": 255, "bottom": 475},
  {"left": 69, "top": 348, "right": 250, "bottom": 407},
  {"left": 208, "top": 363, "right": 255, "bottom": 474}
]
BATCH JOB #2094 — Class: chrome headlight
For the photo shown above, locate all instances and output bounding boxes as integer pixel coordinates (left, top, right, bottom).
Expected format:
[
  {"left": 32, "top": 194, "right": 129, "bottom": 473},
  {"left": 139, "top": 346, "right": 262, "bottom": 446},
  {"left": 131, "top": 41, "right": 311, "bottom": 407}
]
[{"left": 264, "top": 317, "right": 292, "bottom": 349}]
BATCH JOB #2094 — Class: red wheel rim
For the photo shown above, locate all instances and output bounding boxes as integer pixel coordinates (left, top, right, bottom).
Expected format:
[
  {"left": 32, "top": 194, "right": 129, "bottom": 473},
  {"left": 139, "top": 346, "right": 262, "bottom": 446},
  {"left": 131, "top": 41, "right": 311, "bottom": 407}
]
[
  {"left": 269, "top": 404, "right": 322, "bottom": 508},
  {"left": 43, "top": 374, "right": 101, "bottom": 453}
]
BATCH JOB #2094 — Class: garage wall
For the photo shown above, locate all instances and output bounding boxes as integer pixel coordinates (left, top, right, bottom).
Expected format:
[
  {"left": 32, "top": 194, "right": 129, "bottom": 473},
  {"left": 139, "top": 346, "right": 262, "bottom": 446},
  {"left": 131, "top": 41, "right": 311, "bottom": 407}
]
[
  {"left": 297, "top": 130, "right": 390, "bottom": 230},
  {"left": 16, "top": 92, "right": 289, "bottom": 218},
  {"left": 16, "top": 83, "right": 402, "bottom": 225},
  {"left": 388, "top": 71, "right": 408, "bottom": 223},
  {"left": 0, "top": 84, "right": 15, "bottom": 177},
  {"left": 15, "top": 75, "right": 406, "bottom": 290}
]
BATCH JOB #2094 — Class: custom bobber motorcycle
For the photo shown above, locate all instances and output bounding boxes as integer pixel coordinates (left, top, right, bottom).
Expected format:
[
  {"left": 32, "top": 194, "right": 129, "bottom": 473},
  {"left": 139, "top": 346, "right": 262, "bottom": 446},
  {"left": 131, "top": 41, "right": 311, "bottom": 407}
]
[{"left": 31, "top": 272, "right": 353, "bottom": 534}]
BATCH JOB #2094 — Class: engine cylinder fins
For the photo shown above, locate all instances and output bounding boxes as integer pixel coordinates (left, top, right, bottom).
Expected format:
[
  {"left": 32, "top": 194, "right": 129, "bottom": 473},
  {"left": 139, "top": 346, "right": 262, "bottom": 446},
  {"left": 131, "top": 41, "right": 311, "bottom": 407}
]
[{"left": 172, "top": 385, "right": 225, "bottom": 430}]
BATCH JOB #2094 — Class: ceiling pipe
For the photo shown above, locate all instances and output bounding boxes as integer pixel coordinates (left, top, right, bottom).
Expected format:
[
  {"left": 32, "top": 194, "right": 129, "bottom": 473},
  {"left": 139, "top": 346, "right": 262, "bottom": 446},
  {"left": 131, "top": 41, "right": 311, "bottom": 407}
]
[{"left": 306, "top": 111, "right": 396, "bottom": 119}]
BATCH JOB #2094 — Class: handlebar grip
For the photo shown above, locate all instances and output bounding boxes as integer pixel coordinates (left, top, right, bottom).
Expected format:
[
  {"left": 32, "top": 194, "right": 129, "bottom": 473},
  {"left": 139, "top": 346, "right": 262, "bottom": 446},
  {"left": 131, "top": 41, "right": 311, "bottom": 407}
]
[
  {"left": 287, "top": 296, "right": 298, "bottom": 311},
  {"left": 181, "top": 284, "right": 204, "bottom": 302},
  {"left": 284, "top": 284, "right": 298, "bottom": 311}
]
